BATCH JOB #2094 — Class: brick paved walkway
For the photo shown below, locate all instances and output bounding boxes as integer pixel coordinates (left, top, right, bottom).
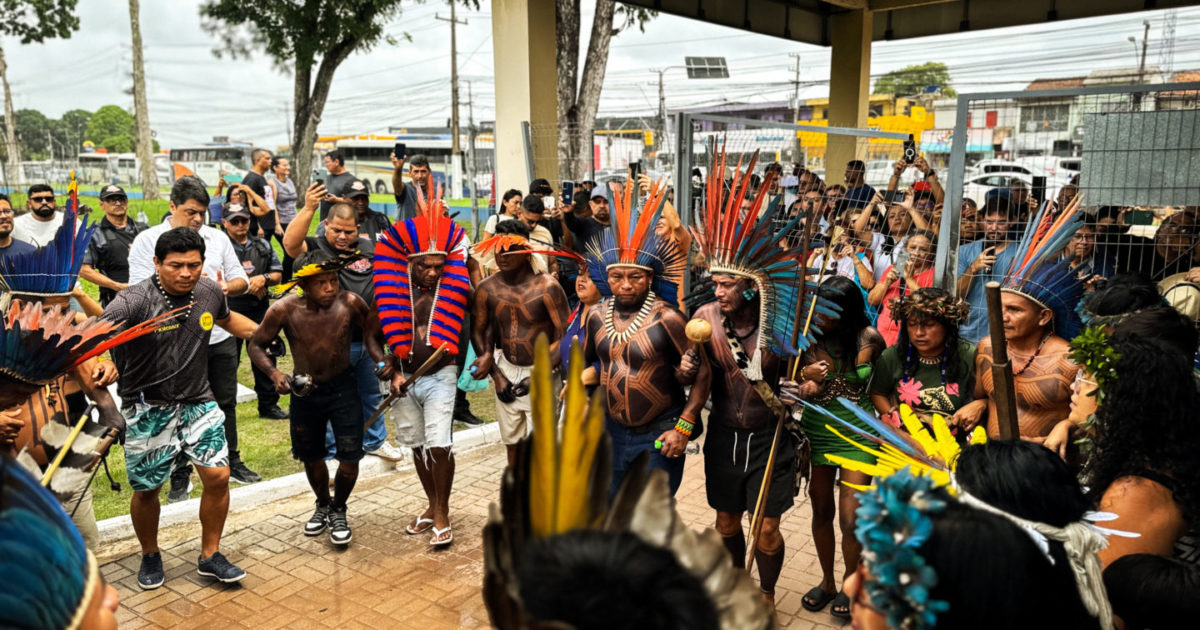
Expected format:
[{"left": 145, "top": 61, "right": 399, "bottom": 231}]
[{"left": 103, "top": 443, "right": 850, "bottom": 629}]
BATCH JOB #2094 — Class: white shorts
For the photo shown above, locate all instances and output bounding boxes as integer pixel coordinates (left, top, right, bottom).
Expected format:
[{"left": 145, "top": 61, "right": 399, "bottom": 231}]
[
  {"left": 493, "top": 349, "right": 563, "bottom": 445},
  {"left": 387, "top": 365, "right": 457, "bottom": 450}
]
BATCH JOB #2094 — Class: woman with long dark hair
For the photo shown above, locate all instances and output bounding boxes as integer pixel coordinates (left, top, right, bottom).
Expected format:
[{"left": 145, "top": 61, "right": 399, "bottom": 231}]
[
  {"left": 790, "top": 275, "right": 884, "bottom": 618},
  {"left": 868, "top": 228, "right": 937, "bottom": 346},
  {"left": 869, "top": 287, "right": 982, "bottom": 429},
  {"left": 1083, "top": 334, "right": 1200, "bottom": 567}
]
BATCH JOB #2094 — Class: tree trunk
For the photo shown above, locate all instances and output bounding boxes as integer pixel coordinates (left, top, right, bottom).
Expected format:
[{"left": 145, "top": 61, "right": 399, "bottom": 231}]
[
  {"left": 288, "top": 39, "right": 357, "bottom": 194},
  {"left": 128, "top": 0, "right": 159, "bottom": 200},
  {"left": 556, "top": 0, "right": 580, "bottom": 183},
  {"left": 556, "top": 0, "right": 616, "bottom": 182},
  {"left": 0, "top": 45, "right": 19, "bottom": 189}
]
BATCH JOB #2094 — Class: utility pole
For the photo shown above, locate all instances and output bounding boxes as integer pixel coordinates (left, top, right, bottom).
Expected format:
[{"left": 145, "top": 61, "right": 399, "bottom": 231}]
[
  {"left": 436, "top": 2, "right": 467, "bottom": 157},
  {"left": 1139, "top": 19, "right": 1150, "bottom": 77},
  {"left": 465, "top": 81, "right": 480, "bottom": 240},
  {"left": 789, "top": 53, "right": 803, "bottom": 168}
]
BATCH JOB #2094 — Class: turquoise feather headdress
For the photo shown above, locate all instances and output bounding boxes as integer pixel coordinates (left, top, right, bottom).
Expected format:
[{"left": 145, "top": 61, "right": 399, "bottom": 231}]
[
  {"left": 0, "top": 179, "right": 94, "bottom": 299},
  {"left": 689, "top": 146, "right": 838, "bottom": 356},
  {"left": 584, "top": 177, "right": 685, "bottom": 306}
]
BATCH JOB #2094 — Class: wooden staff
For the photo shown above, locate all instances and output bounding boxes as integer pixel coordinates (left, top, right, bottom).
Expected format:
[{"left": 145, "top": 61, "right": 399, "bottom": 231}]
[
  {"left": 789, "top": 226, "right": 842, "bottom": 381},
  {"left": 40, "top": 406, "right": 94, "bottom": 487},
  {"left": 365, "top": 345, "right": 449, "bottom": 431},
  {"left": 986, "top": 282, "right": 1020, "bottom": 439}
]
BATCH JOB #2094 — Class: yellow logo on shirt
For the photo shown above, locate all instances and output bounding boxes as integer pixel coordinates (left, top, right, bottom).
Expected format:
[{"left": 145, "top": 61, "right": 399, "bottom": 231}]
[{"left": 200, "top": 312, "right": 214, "bottom": 330}]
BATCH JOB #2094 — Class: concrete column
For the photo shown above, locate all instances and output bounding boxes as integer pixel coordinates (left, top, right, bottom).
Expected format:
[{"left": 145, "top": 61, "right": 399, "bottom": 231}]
[
  {"left": 826, "top": 9, "right": 873, "bottom": 184},
  {"left": 491, "top": 0, "right": 558, "bottom": 194}
]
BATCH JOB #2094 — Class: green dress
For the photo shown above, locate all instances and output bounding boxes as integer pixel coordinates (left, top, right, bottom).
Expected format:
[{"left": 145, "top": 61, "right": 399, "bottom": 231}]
[{"left": 801, "top": 357, "right": 878, "bottom": 466}]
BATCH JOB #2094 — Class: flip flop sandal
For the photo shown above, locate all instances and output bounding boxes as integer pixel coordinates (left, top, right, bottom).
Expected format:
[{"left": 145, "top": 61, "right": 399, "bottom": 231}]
[
  {"left": 405, "top": 516, "right": 434, "bottom": 535},
  {"left": 830, "top": 592, "right": 852, "bottom": 619},
  {"left": 430, "top": 525, "right": 454, "bottom": 547},
  {"left": 800, "top": 586, "right": 837, "bottom": 612}
]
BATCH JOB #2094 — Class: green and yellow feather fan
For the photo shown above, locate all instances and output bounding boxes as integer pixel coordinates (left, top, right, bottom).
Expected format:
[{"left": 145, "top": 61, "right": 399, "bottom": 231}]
[{"left": 272, "top": 250, "right": 363, "bottom": 296}]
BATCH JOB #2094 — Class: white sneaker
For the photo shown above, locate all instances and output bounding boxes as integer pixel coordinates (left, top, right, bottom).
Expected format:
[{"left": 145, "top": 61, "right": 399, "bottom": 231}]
[{"left": 366, "top": 441, "right": 404, "bottom": 462}]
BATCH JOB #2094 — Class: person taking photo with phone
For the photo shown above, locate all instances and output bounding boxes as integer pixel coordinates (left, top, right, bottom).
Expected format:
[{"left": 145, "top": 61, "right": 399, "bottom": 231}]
[{"left": 956, "top": 196, "right": 1021, "bottom": 343}]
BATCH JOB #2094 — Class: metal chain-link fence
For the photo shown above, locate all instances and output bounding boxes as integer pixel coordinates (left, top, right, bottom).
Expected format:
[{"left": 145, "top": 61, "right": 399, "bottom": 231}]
[{"left": 937, "top": 81, "right": 1200, "bottom": 296}]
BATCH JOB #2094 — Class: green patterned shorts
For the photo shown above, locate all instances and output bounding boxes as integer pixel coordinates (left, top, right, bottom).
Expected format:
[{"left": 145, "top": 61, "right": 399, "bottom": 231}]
[{"left": 124, "top": 401, "right": 229, "bottom": 492}]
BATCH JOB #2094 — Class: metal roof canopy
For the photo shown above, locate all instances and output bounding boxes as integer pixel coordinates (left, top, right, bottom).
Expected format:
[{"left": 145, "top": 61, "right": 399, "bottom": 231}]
[{"left": 620, "top": 0, "right": 1200, "bottom": 45}]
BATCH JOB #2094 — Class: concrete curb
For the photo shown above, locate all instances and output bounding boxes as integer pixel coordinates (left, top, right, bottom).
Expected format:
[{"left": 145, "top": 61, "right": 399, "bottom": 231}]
[{"left": 95, "top": 421, "right": 503, "bottom": 547}]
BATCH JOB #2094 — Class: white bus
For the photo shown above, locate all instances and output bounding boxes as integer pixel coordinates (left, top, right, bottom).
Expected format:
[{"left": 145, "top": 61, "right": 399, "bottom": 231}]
[
  {"left": 333, "top": 133, "right": 494, "bottom": 196},
  {"left": 168, "top": 141, "right": 260, "bottom": 187},
  {"left": 77, "top": 153, "right": 117, "bottom": 185}
]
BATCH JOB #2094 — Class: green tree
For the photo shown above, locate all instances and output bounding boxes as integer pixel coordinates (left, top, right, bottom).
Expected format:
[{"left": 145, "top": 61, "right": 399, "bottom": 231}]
[
  {"left": 200, "top": 0, "right": 410, "bottom": 191},
  {"left": 14, "top": 108, "right": 51, "bottom": 159},
  {"left": 57, "top": 108, "right": 92, "bottom": 153},
  {"left": 85, "top": 105, "right": 136, "bottom": 150},
  {"left": 872, "top": 62, "right": 956, "bottom": 98},
  {"left": 0, "top": 0, "right": 81, "bottom": 183},
  {"left": 99, "top": 135, "right": 133, "bottom": 153}
]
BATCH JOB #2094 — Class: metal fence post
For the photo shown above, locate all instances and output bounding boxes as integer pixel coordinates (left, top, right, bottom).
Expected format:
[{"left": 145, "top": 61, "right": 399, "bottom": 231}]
[
  {"left": 674, "top": 113, "right": 693, "bottom": 229},
  {"left": 936, "top": 94, "right": 970, "bottom": 294},
  {"left": 521, "top": 121, "right": 535, "bottom": 184}
]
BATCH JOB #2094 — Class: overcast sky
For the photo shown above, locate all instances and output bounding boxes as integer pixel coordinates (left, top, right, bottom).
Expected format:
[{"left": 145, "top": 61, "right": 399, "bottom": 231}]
[{"left": 4, "top": 1, "right": 1199, "bottom": 148}]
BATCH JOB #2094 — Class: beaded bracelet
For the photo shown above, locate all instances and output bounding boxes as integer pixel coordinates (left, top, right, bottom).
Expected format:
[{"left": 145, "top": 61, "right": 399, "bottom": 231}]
[{"left": 673, "top": 418, "right": 694, "bottom": 438}]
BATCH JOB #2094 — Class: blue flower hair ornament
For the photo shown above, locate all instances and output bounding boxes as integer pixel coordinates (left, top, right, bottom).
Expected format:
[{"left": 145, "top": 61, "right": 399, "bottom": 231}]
[{"left": 855, "top": 468, "right": 950, "bottom": 630}]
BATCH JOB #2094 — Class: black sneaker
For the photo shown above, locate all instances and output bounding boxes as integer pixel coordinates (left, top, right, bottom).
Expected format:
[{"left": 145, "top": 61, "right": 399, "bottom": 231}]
[
  {"left": 328, "top": 505, "right": 352, "bottom": 546},
  {"left": 167, "top": 477, "right": 193, "bottom": 504},
  {"left": 197, "top": 552, "right": 246, "bottom": 583},
  {"left": 304, "top": 501, "right": 330, "bottom": 536},
  {"left": 453, "top": 407, "right": 484, "bottom": 426},
  {"left": 137, "top": 552, "right": 165, "bottom": 590},
  {"left": 229, "top": 460, "right": 262, "bottom": 484},
  {"left": 258, "top": 405, "right": 289, "bottom": 420}
]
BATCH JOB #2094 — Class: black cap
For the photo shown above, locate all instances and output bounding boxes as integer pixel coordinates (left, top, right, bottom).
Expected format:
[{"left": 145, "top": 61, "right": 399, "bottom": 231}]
[
  {"left": 224, "top": 204, "right": 251, "bottom": 220},
  {"left": 529, "top": 178, "right": 553, "bottom": 195},
  {"left": 347, "top": 179, "right": 370, "bottom": 198},
  {"left": 99, "top": 184, "right": 126, "bottom": 200}
]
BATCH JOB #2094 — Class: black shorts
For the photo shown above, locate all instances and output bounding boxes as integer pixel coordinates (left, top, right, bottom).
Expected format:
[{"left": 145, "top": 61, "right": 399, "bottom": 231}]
[
  {"left": 703, "top": 420, "right": 794, "bottom": 518},
  {"left": 289, "top": 370, "right": 364, "bottom": 463}
]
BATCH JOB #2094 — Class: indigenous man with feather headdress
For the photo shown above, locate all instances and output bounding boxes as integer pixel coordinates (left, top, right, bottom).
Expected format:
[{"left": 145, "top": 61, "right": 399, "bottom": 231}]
[
  {"left": 582, "top": 177, "right": 711, "bottom": 496},
  {"left": 955, "top": 197, "right": 1086, "bottom": 440},
  {"left": 249, "top": 249, "right": 386, "bottom": 548},
  {"left": 2, "top": 195, "right": 126, "bottom": 551},
  {"left": 470, "top": 220, "right": 572, "bottom": 466},
  {"left": 372, "top": 190, "right": 473, "bottom": 548},
  {"left": 690, "top": 150, "right": 837, "bottom": 611}
]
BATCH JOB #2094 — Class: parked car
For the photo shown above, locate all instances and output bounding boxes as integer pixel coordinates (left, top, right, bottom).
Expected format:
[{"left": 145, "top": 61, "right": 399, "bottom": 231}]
[{"left": 961, "top": 172, "right": 1061, "bottom": 206}]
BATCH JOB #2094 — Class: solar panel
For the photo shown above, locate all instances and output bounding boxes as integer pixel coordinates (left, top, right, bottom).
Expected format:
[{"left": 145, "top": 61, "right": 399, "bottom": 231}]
[{"left": 685, "top": 56, "right": 729, "bottom": 79}]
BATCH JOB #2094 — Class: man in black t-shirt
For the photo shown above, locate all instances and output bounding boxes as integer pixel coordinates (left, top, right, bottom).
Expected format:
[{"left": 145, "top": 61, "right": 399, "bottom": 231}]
[
  {"left": 319, "top": 150, "right": 356, "bottom": 221},
  {"left": 563, "top": 185, "right": 611, "bottom": 255},
  {"left": 242, "top": 149, "right": 273, "bottom": 237},
  {"left": 346, "top": 179, "right": 391, "bottom": 243},
  {"left": 223, "top": 204, "right": 285, "bottom": 419},
  {"left": 284, "top": 184, "right": 401, "bottom": 461},
  {"left": 80, "top": 184, "right": 149, "bottom": 306},
  {"left": 103, "top": 227, "right": 258, "bottom": 591}
]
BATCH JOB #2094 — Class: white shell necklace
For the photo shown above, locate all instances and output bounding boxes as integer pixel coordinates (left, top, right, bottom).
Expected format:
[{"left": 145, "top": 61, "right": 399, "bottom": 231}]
[
  {"left": 605, "top": 290, "right": 656, "bottom": 345},
  {"left": 153, "top": 274, "right": 193, "bottom": 322}
]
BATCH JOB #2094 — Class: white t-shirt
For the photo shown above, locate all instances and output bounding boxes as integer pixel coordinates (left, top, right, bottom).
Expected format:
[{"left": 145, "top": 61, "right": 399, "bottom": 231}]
[
  {"left": 12, "top": 211, "right": 64, "bottom": 247},
  {"left": 484, "top": 214, "right": 513, "bottom": 234},
  {"left": 869, "top": 232, "right": 910, "bottom": 282},
  {"left": 127, "top": 220, "right": 250, "bottom": 345}
]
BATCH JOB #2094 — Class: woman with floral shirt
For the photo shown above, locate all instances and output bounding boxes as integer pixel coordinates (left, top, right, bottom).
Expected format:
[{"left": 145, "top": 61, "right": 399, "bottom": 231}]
[{"left": 869, "top": 288, "right": 981, "bottom": 431}]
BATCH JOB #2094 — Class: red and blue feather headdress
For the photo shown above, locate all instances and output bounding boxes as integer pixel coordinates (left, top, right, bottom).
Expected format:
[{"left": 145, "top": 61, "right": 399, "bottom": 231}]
[
  {"left": 0, "top": 175, "right": 95, "bottom": 301},
  {"left": 689, "top": 147, "right": 838, "bottom": 356},
  {"left": 1001, "top": 194, "right": 1086, "bottom": 340},
  {"left": 584, "top": 177, "right": 685, "bottom": 306},
  {"left": 373, "top": 182, "right": 470, "bottom": 359}
]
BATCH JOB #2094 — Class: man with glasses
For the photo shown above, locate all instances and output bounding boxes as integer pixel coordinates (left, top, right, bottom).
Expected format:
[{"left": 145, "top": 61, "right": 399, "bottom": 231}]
[
  {"left": 81, "top": 185, "right": 149, "bottom": 306},
  {"left": 222, "top": 204, "right": 286, "bottom": 421},
  {"left": 0, "top": 194, "right": 35, "bottom": 263},
  {"left": 13, "top": 183, "right": 62, "bottom": 246}
]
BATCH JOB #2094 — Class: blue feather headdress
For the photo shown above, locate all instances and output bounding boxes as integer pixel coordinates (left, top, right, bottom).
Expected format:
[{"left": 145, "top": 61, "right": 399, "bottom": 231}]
[
  {"left": 584, "top": 177, "right": 685, "bottom": 306},
  {"left": 689, "top": 146, "right": 838, "bottom": 356},
  {"left": 0, "top": 178, "right": 95, "bottom": 300},
  {"left": 0, "top": 455, "right": 98, "bottom": 630},
  {"left": 1000, "top": 195, "right": 1086, "bottom": 340}
]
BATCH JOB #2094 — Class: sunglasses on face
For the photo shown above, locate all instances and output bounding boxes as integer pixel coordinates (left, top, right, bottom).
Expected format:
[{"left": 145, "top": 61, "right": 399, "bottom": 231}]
[
  {"left": 30, "top": 195, "right": 55, "bottom": 203},
  {"left": 227, "top": 217, "right": 250, "bottom": 225},
  {"left": 104, "top": 197, "right": 128, "bottom": 204}
]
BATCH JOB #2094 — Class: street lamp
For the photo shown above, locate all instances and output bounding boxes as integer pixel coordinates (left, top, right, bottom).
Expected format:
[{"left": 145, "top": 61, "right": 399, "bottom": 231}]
[{"left": 649, "top": 57, "right": 729, "bottom": 166}]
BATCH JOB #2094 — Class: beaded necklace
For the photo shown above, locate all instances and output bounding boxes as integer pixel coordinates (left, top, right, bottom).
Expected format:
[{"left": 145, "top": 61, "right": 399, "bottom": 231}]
[
  {"left": 153, "top": 274, "right": 193, "bottom": 322},
  {"left": 1011, "top": 332, "right": 1051, "bottom": 376},
  {"left": 904, "top": 343, "right": 948, "bottom": 392},
  {"left": 605, "top": 290, "right": 656, "bottom": 345}
]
